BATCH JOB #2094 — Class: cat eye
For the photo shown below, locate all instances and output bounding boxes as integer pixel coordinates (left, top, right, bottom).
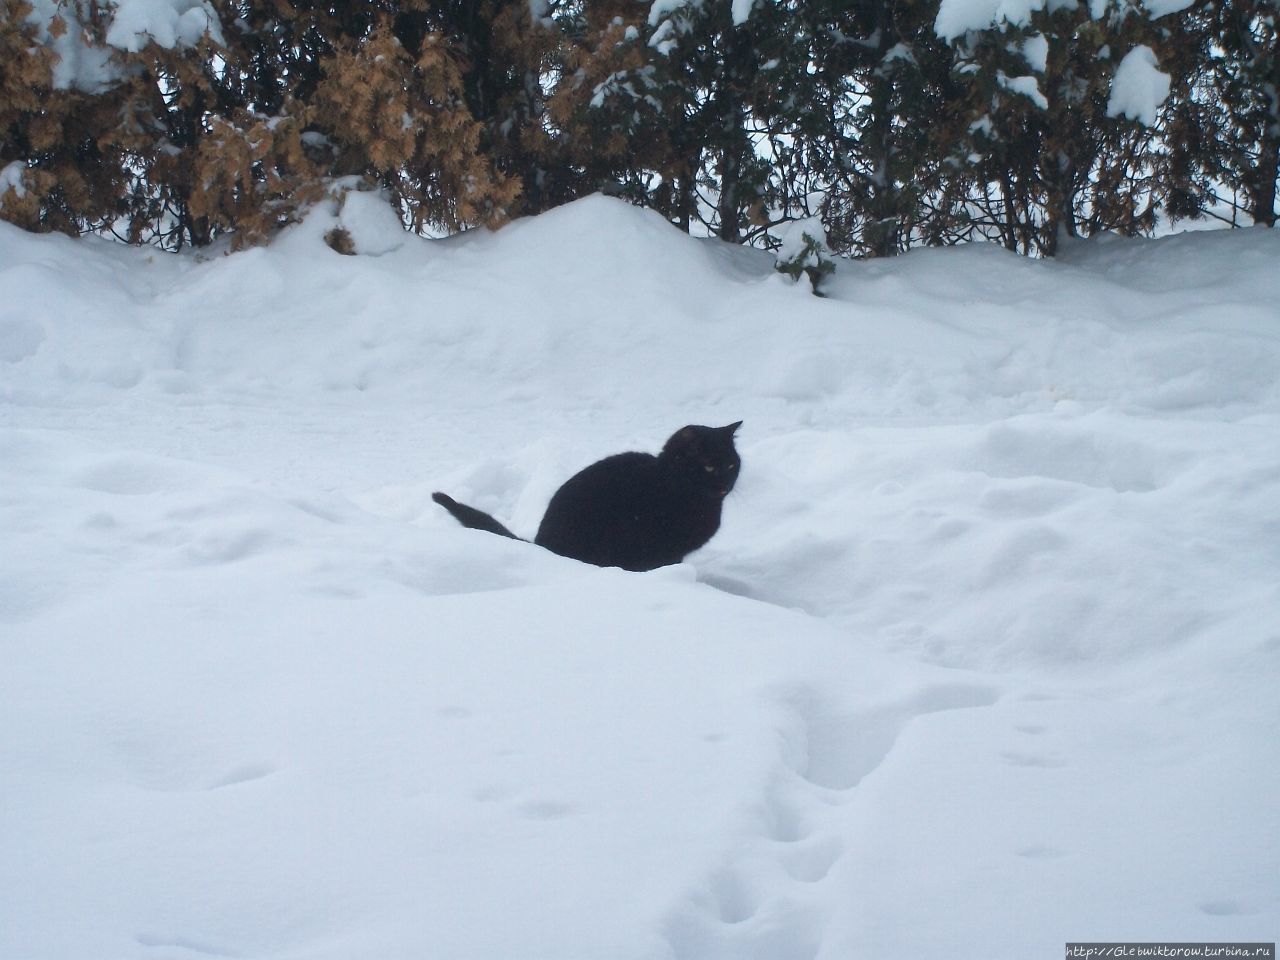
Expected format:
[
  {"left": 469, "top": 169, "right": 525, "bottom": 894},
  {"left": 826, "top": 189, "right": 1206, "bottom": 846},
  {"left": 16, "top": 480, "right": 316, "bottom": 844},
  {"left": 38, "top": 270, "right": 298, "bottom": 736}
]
[{"left": 704, "top": 465, "right": 716, "bottom": 473}]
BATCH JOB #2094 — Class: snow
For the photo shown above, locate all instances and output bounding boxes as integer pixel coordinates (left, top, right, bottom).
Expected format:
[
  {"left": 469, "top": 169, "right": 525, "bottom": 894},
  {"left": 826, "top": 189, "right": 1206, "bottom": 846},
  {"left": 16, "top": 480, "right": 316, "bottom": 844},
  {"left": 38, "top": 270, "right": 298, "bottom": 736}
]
[
  {"left": 730, "top": 0, "right": 758, "bottom": 26},
  {"left": 648, "top": 18, "right": 678, "bottom": 54},
  {"left": 998, "top": 70, "right": 1049, "bottom": 109},
  {"left": 24, "top": 0, "right": 119, "bottom": 92},
  {"left": 773, "top": 216, "right": 828, "bottom": 265},
  {"left": 1022, "top": 32, "right": 1049, "bottom": 72},
  {"left": 23, "top": 0, "right": 225, "bottom": 90},
  {"left": 1107, "top": 44, "right": 1172, "bottom": 126},
  {"left": 104, "top": 0, "right": 226, "bottom": 53},
  {"left": 1143, "top": 0, "right": 1196, "bottom": 16},
  {"left": 648, "top": 0, "right": 688, "bottom": 27},
  {"left": 332, "top": 184, "right": 409, "bottom": 256},
  {"left": 935, "top": 0, "right": 1042, "bottom": 41},
  {"left": 2, "top": 195, "right": 1278, "bottom": 959},
  {"left": 934, "top": 0, "right": 1188, "bottom": 41},
  {"left": 0, "top": 162, "right": 27, "bottom": 199},
  {"left": 647, "top": 0, "right": 759, "bottom": 29}
]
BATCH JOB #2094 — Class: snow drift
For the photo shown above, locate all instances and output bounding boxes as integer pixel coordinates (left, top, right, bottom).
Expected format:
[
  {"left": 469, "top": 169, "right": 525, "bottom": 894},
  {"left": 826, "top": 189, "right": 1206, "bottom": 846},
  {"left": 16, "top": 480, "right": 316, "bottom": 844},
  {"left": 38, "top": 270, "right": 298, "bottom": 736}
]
[{"left": 1, "top": 196, "right": 1277, "bottom": 959}]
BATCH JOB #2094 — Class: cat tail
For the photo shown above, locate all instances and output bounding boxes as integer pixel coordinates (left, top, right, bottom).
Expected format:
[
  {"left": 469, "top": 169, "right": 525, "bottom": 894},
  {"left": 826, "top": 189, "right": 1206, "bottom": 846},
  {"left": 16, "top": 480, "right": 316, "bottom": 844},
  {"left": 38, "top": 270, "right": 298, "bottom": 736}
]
[{"left": 432, "top": 492, "right": 525, "bottom": 541}]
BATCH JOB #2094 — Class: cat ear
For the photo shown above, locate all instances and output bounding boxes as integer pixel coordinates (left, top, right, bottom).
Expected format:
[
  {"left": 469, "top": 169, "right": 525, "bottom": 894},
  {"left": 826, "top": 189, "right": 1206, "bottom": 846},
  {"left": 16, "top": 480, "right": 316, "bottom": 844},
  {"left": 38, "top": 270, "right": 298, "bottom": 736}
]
[{"left": 722, "top": 421, "right": 743, "bottom": 435}]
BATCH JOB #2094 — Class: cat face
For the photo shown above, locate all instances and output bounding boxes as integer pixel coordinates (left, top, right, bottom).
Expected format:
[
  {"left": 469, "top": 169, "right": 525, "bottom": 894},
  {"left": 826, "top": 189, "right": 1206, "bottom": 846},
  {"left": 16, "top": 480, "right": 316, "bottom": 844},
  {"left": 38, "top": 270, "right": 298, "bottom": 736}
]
[{"left": 662, "top": 421, "right": 742, "bottom": 498}]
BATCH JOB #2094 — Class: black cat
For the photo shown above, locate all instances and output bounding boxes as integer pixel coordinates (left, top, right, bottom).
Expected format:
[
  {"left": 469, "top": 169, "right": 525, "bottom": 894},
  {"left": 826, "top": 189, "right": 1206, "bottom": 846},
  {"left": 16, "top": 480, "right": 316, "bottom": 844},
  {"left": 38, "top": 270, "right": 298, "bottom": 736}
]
[{"left": 433, "top": 422, "right": 742, "bottom": 572}]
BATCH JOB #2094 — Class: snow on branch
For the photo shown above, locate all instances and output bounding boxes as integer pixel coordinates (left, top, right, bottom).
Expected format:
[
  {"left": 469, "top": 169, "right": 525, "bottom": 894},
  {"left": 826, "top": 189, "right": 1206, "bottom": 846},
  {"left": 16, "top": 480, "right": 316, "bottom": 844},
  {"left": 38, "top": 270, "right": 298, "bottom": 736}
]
[{"left": 1106, "top": 45, "right": 1171, "bottom": 126}]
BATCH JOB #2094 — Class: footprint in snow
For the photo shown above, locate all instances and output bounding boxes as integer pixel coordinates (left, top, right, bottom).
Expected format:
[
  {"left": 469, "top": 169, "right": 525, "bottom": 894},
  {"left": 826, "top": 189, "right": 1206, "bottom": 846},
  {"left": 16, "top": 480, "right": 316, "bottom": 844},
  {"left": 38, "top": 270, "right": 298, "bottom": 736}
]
[
  {"left": 1000, "top": 749, "right": 1066, "bottom": 769},
  {"left": 1198, "top": 899, "right": 1258, "bottom": 917},
  {"left": 204, "top": 762, "right": 277, "bottom": 790},
  {"left": 761, "top": 780, "right": 813, "bottom": 844},
  {"left": 184, "top": 527, "right": 277, "bottom": 565},
  {"left": 779, "top": 836, "right": 844, "bottom": 884},
  {"left": 664, "top": 892, "right": 824, "bottom": 960},
  {"left": 516, "top": 799, "right": 576, "bottom": 821},
  {"left": 1016, "top": 843, "right": 1066, "bottom": 860},
  {"left": 135, "top": 932, "right": 235, "bottom": 957},
  {"left": 663, "top": 680, "right": 1002, "bottom": 960},
  {"left": 792, "top": 681, "right": 1001, "bottom": 791}
]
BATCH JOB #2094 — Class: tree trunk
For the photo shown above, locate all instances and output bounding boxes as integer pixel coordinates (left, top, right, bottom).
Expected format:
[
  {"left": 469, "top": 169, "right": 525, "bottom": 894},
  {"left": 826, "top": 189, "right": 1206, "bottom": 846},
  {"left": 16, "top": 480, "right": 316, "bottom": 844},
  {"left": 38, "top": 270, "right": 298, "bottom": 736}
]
[
  {"left": 1249, "top": 134, "right": 1278, "bottom": 226},
  {"left": 714, "top": 23, "right": 755, "bottom": 244}
]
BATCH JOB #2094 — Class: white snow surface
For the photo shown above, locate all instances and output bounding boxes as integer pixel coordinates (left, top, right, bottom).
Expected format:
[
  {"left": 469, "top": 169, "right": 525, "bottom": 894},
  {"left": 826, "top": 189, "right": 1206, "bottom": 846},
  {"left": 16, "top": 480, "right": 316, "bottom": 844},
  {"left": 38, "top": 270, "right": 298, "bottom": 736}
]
[
  {"left": 1142, "top": 0, "right": 1196, "bottom": 16},
  {"left": 2, "top": 196, "right": 1278, "bottom": 959},
  {"left": 1107, "top": 44, "right": 1172, "bottom": 126},
  {"left": 648, "top": 0, "right": 687, "bottom": 27},
  {"left": 103, "top": 0, "right": 226, "bottom": 53},
  {"left": 935, "top": 0, "right": 1042, "bottom": 40},
  {"left": 0, "top": 162, "right": 27, "bottom": 198},
  {"left": 934, "top": 0, "right": 1189, "bottom": 40},
  {"left": 647, "top": 0, "right": 759, "bottom": 29},
  {"left": 730, "top": 0, "right": 758, "bottom": 25},
  {"left": 24, "top": 0, "right": 119, "bottom": 92},
  {"left": 1021, "top": 32, "right": 1049, "bottom": 72},
  {"left": 997, "top": 71, "right": 1048, "bottom": 109},
  {"left": 773, "top": 216, "right": 828, "bottom": 265},
  {"left": 23, "top": 0, "right": 224, "bottom": 90}
]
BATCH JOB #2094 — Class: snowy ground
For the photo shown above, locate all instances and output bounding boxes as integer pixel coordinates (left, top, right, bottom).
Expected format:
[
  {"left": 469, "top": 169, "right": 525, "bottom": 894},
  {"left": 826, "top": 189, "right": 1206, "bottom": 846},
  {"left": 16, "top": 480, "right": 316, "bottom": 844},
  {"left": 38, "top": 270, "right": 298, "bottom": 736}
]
[{"left": 2, "top": 195, "right": 1277, "bottom": 959}]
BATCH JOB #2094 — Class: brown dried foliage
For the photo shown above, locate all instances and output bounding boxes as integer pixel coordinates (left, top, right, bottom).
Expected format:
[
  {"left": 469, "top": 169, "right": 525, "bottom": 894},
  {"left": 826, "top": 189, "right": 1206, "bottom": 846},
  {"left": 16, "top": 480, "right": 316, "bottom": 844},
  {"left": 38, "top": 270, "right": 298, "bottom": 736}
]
[
  {"left": 0, "top": 1, "right": 124, "bottom": 233},
  {"left": 2, "top": 3, "right": 521, "bottom": 248},
  {"left": 548, "top": 2, "right": 668, "bottom": 176},
  {"left": 312, "top": 22, "right": 519, "bottom": 231}
]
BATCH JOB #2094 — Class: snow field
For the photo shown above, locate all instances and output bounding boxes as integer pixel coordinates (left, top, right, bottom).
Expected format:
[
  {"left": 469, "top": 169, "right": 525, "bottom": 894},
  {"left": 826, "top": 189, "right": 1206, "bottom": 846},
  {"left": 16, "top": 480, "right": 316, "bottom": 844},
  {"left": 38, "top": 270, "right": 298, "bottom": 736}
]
[{"left": 2, "top": 195, "right": 1278, "bottom": 958}]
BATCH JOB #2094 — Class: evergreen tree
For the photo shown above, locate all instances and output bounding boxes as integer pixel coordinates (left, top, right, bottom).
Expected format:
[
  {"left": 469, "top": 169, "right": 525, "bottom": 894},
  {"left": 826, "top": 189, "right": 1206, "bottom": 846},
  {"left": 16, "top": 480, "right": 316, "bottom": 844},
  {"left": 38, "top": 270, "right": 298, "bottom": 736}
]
[
  {"left": 406, "top": 1, "right": 565, "bottom": 215},
  {"left": 1167, "top": 0, "right": 1277, "bottom": 226},
  {"left": 1, "top": 0, "right": 1270, "bottom": 253},
  {"left": 2, "top": 0, "right": 528, "bottom": 246},
  {"left": 548, "top": 0, "right": 673, "bottom": 206},
  {"left": 791, "top": 0, "right": 958, "bottom": 256},
  {"left": 933, "top": 0, "right": 1180, "bottom": 255},
  {"left": 1, "top": 0, "right": 159, "bottom": 237},
  {"left": 555, "top": 0, "right": 792, "bottom": 239}
]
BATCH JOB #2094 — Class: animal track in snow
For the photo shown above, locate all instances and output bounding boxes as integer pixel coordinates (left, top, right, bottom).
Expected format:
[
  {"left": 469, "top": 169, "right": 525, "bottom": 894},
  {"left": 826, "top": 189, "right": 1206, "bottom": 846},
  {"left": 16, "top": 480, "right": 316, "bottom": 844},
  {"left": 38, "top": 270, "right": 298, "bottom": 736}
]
[
  {"left": 709, "top": 867, "right": 760, "bottom": 924},
  {"left": 696, "top": 572, "right": 763, "bottom": 603},
  {"left": 107, "top": 726, "right": 279, "bottom": 795},
  {"left": 205, "top": 762, "right": 277, "bottom": 790},
  {"left": 184, "top": 527, "right": 277, "bottom": 565},
  {"left": 472, "top": 784, "right": 512, "bottom": 803},
  {"left": 1198, "top": 898, "right": 1258, "bottom": 917},
  {"left": 665, "top": 681, "right": 1001, "bottom": 959},
  {"left": 794, "top": 682, "right": 1000, "bottom": 791},
  {"left": 1000, "top": 749, "right": 1066, "bottom": 769},
  {"left": 779, "top": 836, "right": 844, "bottom": 884},
  {"left": 472, "top": 782, "right": 575, "bottom": 821},
  {"left": 663, "top": 775, "right": 830, "bottom": 958},
  {"left": 136, "top": 932, "right": 235, "bottom": 957},
  {"left": 664, "top": 893, "right": 823, "bottom": 960},
  {"left": 1016, "top": 843, "right": 1066, "bottom": 860},
  {"left": 515, "top": 799, "right": 575, "bottom": 821},
  {"left": 760, "top": 782, "right": 813, "bottom": 844}
]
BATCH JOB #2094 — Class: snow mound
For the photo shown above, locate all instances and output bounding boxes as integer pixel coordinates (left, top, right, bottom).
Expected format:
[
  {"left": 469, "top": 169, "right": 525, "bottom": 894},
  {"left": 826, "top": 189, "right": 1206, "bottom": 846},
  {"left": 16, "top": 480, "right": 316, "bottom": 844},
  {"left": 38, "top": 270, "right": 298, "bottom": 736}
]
[{"left": 2, "top": 196, "right": 1278, "bottom": 958}]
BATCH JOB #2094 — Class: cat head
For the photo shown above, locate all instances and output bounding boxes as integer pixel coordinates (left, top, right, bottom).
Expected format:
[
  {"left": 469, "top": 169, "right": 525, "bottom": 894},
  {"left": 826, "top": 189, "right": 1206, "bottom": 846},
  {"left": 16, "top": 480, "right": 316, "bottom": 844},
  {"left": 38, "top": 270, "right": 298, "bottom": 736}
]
[{"left": 661, "top": 421, "right": 742, "bottom": 498}]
